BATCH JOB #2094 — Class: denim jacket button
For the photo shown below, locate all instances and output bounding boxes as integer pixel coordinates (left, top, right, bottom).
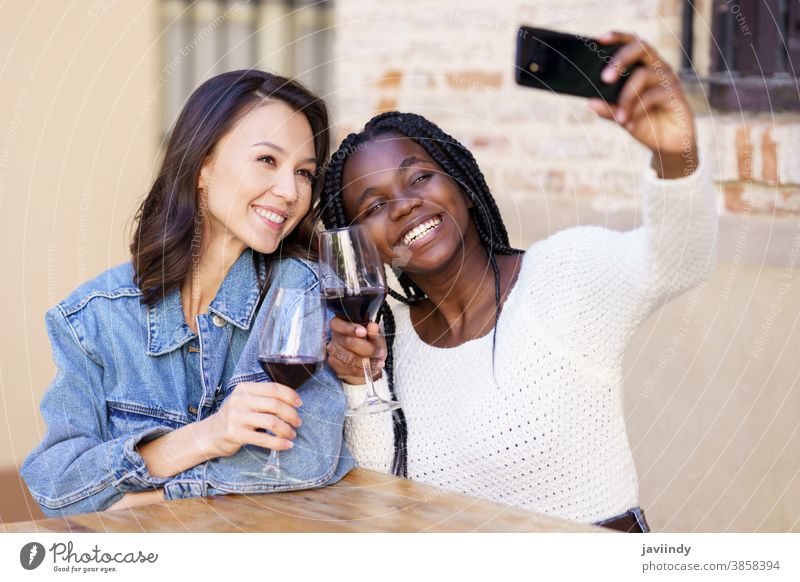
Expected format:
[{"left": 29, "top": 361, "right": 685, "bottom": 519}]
[
  {"left": 211, "top": 314, "right": 226, "bottom": 328},
  {"left": 188, "top": 405, "right": 198, "bottom": 415}
]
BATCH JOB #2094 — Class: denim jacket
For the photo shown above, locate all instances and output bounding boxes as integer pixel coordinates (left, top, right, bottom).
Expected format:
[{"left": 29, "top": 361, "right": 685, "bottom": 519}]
[{"left": 21, "top": 249, "right": 355, "bottom": 517}]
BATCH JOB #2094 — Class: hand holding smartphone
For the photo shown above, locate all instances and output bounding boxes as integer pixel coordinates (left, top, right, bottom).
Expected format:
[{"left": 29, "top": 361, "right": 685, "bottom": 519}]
[
  {"left": 515, "top": 26, "right": 640, "bottom": 103},
  {"left": 515, "top": 27, "right": 698, "bottom": 178}
]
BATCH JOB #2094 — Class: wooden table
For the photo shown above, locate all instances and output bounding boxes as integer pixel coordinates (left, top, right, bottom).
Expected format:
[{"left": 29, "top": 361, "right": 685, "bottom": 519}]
[{"left": 2, "top": 469, "right": 607, "bottom": 533}]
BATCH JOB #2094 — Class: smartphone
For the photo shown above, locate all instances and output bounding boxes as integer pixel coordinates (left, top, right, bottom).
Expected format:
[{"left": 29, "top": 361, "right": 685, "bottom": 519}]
[{"left": 515, "top": 26, "right": 637, "bottom": 103}]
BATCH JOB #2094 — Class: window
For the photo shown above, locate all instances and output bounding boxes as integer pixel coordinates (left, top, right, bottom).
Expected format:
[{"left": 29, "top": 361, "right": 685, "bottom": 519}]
[
  {"left": 158, "top": 0, "right": 333, "bottom": 132},
  {"left": 681, "top": 0, "right": 800, "bottom": 111}
]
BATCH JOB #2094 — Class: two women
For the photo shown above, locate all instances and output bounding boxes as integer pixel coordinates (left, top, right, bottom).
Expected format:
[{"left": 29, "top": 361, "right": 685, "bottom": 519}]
[
  {"left": 323, "top": 33, "right": 717, "bottom": 531},
  {"left": 25, "top": 33, "right": 716, "bottom": 529},
  {"left": 22, "top": 70, "right": 354, "bottom": 517}
]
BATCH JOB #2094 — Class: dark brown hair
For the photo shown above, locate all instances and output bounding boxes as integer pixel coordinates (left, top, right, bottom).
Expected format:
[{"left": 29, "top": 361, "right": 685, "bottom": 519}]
[{"left": 130, "top": 70, "right": 330, "bottom": 306}]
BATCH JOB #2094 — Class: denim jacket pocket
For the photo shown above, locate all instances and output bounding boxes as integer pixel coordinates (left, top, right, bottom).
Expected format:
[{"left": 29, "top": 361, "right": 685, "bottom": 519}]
[{"left": 106, "top": 399, "right": 188, "bottom": 438}]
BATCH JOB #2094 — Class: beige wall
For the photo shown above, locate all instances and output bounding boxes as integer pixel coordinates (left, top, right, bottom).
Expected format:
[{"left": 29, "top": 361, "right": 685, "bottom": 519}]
[
  {"left": 626, "top": 219, "right": 800, "bottom": 532},
  {"left": 0, "top": 2, "right": 161, "bottom": 471}
]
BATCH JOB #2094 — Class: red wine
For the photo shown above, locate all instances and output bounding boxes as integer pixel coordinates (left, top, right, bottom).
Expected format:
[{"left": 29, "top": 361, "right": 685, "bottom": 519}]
[
  {"left": 259, "top": 356, "right": 322, "bottom": 388},
  {"left": 323, "top": 287, "right": 386, "bottom": 324}
]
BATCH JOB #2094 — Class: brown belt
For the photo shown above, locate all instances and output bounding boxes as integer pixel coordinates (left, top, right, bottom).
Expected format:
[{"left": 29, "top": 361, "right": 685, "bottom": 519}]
[{"left": 597, "top": 508, "right": 649, "bottom": 533}]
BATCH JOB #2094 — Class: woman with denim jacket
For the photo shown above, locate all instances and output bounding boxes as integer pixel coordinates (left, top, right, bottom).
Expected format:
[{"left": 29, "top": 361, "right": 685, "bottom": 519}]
[
  {"left": 320, "top": 33, "right": 718, "bottom": 531},
  {"left": 21, "top": 70, "right": 354, "bottom": 517}
]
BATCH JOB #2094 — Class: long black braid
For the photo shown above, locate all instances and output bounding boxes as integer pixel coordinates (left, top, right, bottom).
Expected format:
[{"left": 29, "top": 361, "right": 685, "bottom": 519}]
[{"left": 321, "top": 111, "right": 523, "bottom": 477}]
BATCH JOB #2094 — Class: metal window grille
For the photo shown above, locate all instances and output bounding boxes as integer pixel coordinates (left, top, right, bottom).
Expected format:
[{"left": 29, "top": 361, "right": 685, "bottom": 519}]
[{"left": 681, "top": 0, "right": 800, "bottom": 111}]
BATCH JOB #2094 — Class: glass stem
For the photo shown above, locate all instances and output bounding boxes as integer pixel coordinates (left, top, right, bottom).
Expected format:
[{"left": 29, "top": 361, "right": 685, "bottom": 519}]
[
  {"left": 267, "top": 447, "right": 281, "bottom": 471},
  {"left": 362, "top": 356, "right": 380, "bottom": 401}
]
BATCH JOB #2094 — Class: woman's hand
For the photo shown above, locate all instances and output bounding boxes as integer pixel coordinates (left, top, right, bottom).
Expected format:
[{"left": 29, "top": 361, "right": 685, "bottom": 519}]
[
  {"left": 136, "top": 381, "right": 302, "bottom": 478},
  {"left": 202, "top": 381, "right": 303, "bottom": 458},
  {"left": 588, "top": 31, "right": 698, "bottom": 179},
  {"left": 326, "top": 318, "right": 386, "bottom": 385}
]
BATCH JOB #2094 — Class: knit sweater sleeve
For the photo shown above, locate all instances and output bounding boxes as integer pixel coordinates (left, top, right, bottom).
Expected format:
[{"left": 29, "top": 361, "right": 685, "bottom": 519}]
[
  {"left": 521, "top": 154, "right": 718, "bottom": 369},
  {"left": 341, "top": 375, "right": 395, "bottom": 474}
]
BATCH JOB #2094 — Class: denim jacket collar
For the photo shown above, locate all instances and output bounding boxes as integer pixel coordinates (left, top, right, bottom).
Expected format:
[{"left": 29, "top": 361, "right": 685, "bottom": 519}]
[{"left": 146, "top": 249, "right": 266, "bottom": 356}]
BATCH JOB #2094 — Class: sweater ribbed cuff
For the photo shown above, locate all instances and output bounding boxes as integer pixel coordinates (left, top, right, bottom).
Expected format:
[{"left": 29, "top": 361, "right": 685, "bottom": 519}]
[{"left": 341, "top": 375, "right": 392, "bottom": 409}]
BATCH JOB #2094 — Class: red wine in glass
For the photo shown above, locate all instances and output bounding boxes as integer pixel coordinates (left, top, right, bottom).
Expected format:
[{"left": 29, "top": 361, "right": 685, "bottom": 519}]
[
  {"left": 318, "top": 225, "right": 401, "bottom": 416},
  {"left": 322, "top": 287, "right": 386, "bottom": 325},
  {"left": 242, "top": 287, "right": 325, "bottom": 482},
  {"left": 259, "top": 355, "right": 323, "bottom": 389}
]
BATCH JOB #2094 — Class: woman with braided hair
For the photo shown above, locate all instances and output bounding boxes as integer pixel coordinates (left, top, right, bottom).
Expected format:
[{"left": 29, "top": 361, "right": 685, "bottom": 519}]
[{"left": 322, "top": 33, "right": 717, "bottom": 531}]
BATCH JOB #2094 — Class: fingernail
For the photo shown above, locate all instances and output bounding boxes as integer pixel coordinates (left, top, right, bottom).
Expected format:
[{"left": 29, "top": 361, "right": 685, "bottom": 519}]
[
  {"left": 379, "top": 360, "right": 386, "bottom": 368},
  {"left": 356, "top": 327, "right": 367, "bottom": 337},
  {"left": 602, "top": 68, "right": 616, "bottom": 83},
  {"left": 286, "top": 440, "right": 294, "bottom": 448},
  {"left": 615, "top": 110, "right": 627, "bottom": 124}
]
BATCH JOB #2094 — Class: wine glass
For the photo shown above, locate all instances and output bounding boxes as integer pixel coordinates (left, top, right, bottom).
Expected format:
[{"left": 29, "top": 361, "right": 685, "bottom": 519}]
[
  {"left": 242, "top": 287, "right": 325, "bottom": 482},
  {"left": 318, "top": 225, "right": 401, "bottom": 416}
]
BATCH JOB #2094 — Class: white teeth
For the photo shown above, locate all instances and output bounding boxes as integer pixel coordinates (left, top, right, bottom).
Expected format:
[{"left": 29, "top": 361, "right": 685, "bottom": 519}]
[
  {"left": 254, "top": 207, "right": 286, "bottom": 224},
  {"left": 401, "top": 216, "right": 442, "bottom": 246}
]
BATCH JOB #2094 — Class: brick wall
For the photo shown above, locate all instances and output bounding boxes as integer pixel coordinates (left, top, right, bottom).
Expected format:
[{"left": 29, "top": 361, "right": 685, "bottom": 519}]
[{"left": 331, "top": 0, "right": 799, "bottom": 248}]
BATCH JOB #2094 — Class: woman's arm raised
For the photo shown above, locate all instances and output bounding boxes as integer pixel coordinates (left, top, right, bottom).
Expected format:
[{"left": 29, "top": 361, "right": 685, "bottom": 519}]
[
  {"left": 588, "top": 31, "right": 699, "bottom": 179},
  {"left": 522, "top": 33, "right": 717, "bottom": 368}
]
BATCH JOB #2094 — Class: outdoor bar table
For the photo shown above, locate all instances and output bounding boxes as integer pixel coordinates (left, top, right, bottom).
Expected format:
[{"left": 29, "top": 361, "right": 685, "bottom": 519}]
[{"left": 3, "top": 469, "right": 608, "bottom": 533}]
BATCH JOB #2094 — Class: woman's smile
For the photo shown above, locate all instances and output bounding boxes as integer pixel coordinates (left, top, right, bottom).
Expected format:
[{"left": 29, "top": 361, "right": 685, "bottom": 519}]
[
  {"left": 396, "top": 213, "right": 444, "bottom": 249},
  {"left": 252, "top": 204, "right": 289, "bottom": 231}
]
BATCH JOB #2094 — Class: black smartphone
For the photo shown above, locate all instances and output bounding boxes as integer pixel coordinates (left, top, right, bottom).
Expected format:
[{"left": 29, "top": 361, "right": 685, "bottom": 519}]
[{"left": 515, "top": 26, "right": 637, "bottom": 104}]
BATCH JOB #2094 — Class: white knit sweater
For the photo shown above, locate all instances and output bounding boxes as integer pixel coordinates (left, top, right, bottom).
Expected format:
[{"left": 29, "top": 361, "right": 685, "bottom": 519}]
[{"left": 343, "top": 159, "right": 718, "bottom": 524}]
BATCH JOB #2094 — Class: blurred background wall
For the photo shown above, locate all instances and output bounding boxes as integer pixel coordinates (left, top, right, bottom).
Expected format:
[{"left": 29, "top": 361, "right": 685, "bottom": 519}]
[
  {"left": 1, "top": 0, "right": 797, "bottom": 531},
  {"left": 0, "top": 1, "right": 162, "bottom": 523}
]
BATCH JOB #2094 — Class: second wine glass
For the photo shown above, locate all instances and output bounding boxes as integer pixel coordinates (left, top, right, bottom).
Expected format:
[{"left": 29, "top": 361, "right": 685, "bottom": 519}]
[{"left": 318, "top": 225, "right": 401, "bottom": 416}]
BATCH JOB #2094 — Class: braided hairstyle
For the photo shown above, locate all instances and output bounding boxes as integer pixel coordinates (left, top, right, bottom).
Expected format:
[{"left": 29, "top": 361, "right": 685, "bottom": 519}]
[{"left": 321, "top": 111, "right": 522, "bottom": 477}]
